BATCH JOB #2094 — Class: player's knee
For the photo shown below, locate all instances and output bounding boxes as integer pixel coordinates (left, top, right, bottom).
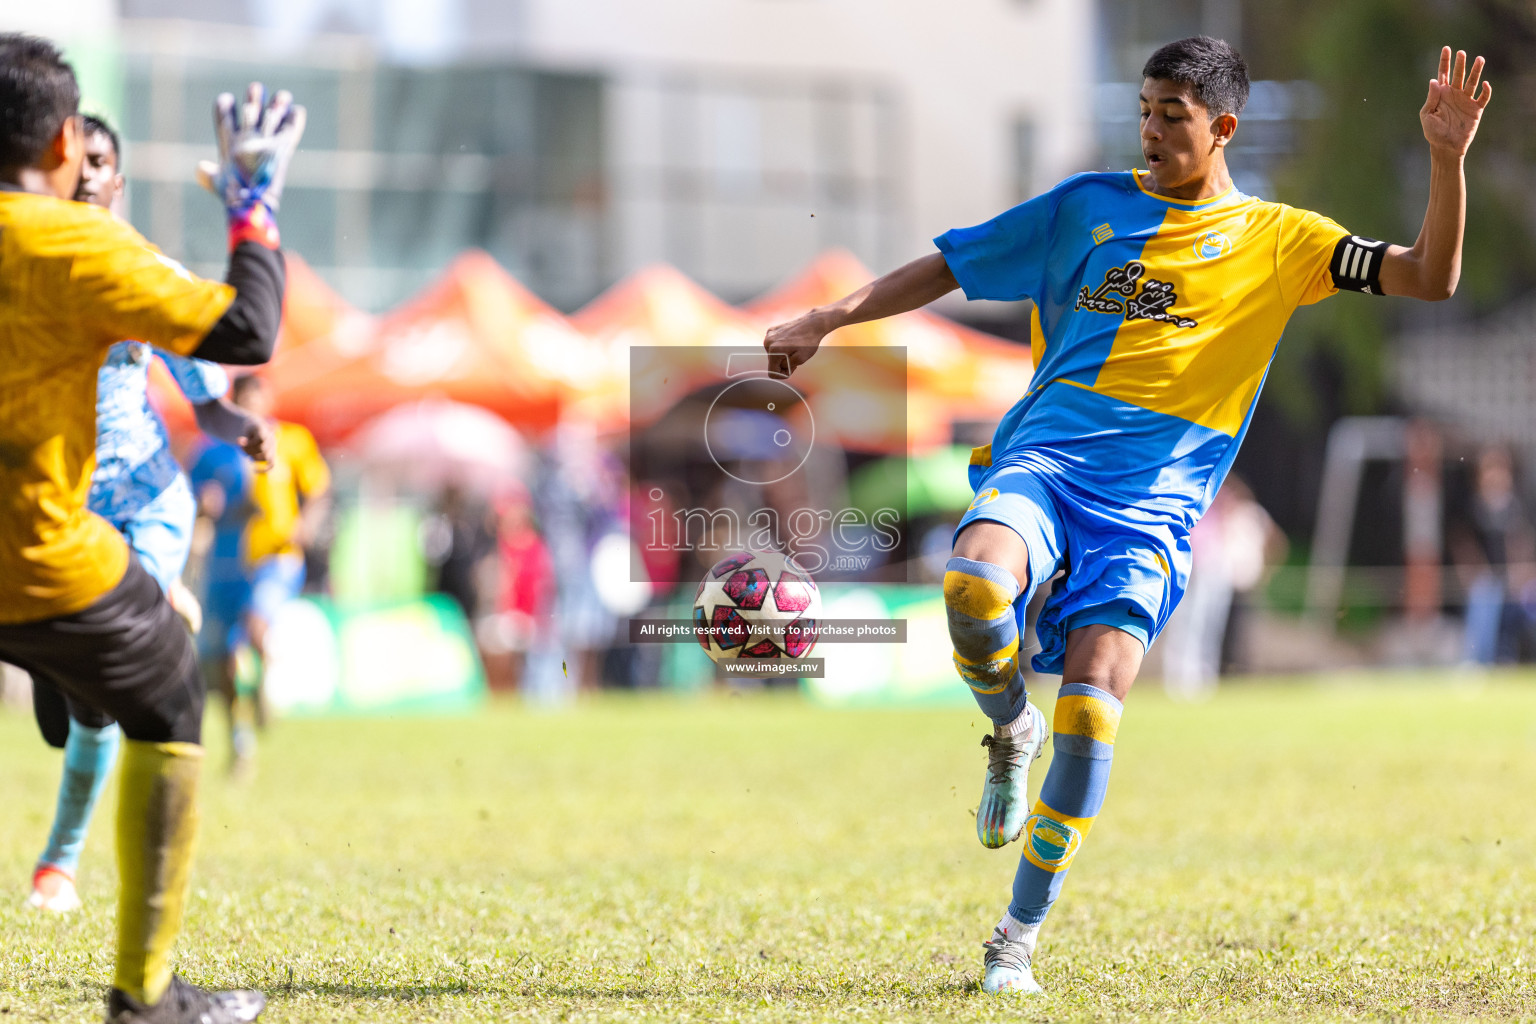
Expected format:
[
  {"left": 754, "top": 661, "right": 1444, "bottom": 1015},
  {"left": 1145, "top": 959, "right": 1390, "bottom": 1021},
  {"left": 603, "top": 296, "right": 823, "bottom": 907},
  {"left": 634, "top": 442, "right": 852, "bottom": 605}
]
[
  {"left": 943, "top": 559, "right": 1024, "bottom": 693},
  {"left": 943, "top": 558, "right": 1020, "bottom": 621}
]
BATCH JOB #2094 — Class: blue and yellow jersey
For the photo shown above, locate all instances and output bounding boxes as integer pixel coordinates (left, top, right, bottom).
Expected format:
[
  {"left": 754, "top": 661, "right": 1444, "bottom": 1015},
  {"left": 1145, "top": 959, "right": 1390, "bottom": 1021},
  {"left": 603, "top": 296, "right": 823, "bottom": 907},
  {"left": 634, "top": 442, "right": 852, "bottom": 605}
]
[{"left": 937, "top": 170, "right": 1352, "bottom": 528}]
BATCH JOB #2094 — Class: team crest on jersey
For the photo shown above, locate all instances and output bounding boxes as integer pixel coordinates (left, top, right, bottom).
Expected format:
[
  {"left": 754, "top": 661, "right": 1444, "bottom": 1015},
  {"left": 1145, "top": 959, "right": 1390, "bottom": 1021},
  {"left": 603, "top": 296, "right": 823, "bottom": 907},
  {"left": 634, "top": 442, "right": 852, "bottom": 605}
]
[
  {"left": 1193, "top": 230, "right": 1231, "bottom": 261},
  {"left": 968, "top": 487, "right": 1000, "bottom": 510},
  {"left": 1074, "top": 261, "right": 1198, "bottom": 329}
]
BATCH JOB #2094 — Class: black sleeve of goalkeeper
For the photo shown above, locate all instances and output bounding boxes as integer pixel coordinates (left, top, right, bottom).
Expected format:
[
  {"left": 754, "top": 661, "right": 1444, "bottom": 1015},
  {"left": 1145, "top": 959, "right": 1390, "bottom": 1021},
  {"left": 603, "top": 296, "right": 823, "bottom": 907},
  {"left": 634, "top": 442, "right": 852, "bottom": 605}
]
[{"left": 191, "top": 242, "right": 286, "bottom": 365}]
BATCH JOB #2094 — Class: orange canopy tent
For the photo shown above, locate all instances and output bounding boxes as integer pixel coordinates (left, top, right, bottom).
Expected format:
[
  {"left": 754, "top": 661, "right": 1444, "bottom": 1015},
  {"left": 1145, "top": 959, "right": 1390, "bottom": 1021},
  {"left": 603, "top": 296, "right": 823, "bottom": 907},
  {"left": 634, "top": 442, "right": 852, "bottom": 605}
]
[
  {"left": 567, "top": 264, "right": 763, "bottom": 432},
  {"left": 745, "top": 249, "right": 1035, "bottom": 450},
  {"left": 276, "top": 254, "right": 367, "bottom": 355},
  {"left": 263, "top": 251, "right": 592, "bottom": 445},
  {"left": 569, "top": 264, "right": 909, "bottom": 453},
  {"left": 149, "top": 253, "right": 367, "bottom": 448}
]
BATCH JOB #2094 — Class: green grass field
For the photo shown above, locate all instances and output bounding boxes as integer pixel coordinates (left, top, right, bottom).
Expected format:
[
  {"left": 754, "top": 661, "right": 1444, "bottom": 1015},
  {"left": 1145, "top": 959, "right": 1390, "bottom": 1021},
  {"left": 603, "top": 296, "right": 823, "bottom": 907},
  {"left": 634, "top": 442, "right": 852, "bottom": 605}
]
[{"left": 2, "top": 674, "right": 1535, "bottom": 1022}]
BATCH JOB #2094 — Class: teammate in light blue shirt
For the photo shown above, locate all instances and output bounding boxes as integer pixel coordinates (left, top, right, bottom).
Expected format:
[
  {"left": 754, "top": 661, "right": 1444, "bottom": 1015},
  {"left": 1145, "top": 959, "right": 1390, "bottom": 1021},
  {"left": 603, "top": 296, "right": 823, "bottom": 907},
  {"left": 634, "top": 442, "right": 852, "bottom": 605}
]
[
  {"left": 91, "top": 340, "right": 231, "bottom": 589},
  {"left": 26, "top": 116, "right": 274, "bottom": 914}
]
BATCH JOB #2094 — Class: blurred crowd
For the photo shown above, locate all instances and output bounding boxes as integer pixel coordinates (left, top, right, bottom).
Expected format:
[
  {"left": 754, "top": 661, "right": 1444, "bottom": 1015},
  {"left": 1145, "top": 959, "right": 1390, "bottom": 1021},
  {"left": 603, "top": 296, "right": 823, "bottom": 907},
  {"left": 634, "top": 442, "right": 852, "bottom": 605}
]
[{"left": 1450, "top": 446, "right": 1536, "bottom": 665}]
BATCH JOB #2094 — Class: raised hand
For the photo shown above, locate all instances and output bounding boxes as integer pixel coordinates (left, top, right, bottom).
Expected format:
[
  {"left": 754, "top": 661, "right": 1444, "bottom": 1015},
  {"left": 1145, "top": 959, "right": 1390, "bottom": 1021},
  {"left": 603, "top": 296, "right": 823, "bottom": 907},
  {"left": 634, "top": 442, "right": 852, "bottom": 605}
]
[
  {"left": 196, "top": 83, "right": 306, "bottom": 250},
  {"left": 1421, "top": 47, "right": 1492, "bottom": 158}
]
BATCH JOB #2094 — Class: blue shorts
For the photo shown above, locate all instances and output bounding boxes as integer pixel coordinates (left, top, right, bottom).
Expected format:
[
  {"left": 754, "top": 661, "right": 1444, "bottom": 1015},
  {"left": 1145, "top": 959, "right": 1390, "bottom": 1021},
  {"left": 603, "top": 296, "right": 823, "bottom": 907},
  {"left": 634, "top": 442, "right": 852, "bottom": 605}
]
[
  {"left": 956, "top": 460, "right": 1190, "bottom": 675},
  {"left": 106, "top": 473, "right": 196, "bottom": 594},
  {"left": 249, "top": 552, "right": 306, "bottom": 623},
  {"left": 201, "top": 552, "right": 306, "bottom": 658}
]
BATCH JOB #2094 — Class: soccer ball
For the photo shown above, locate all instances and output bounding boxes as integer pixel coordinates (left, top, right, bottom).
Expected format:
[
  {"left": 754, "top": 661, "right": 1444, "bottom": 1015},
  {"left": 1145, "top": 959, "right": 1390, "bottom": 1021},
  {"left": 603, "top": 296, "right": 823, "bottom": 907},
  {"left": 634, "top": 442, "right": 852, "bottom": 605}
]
[{"left": 692, "top": 550, "right": 820, "bottom": 663}]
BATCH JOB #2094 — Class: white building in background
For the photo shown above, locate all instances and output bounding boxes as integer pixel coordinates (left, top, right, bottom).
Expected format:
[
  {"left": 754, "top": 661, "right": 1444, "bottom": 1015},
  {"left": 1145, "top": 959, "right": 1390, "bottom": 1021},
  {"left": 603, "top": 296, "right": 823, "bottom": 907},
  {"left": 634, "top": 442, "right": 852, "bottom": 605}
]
[
  {"left": 18, "top": 0, "right": 1092, "bottom": 311},
  {"left": 513, "top": 0, "right": 1095, "bottom": 302}
]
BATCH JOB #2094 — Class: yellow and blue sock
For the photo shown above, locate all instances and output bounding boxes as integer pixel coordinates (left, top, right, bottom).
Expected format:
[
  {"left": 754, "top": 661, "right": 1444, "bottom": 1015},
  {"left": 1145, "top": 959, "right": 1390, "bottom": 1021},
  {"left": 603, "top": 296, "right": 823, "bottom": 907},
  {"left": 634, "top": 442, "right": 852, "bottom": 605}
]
[
  {"left": 113, "top": 740, "right": 203, "bottom": 1005},
  {"left": 1008, "top": 682, "right": 1122, "bottom": 929},
  {"left": 943, "top": 557, "right": 1031, "bottom": 729},
  {"left": 39, "top": 720, "right": 121, "bottom": 877}
]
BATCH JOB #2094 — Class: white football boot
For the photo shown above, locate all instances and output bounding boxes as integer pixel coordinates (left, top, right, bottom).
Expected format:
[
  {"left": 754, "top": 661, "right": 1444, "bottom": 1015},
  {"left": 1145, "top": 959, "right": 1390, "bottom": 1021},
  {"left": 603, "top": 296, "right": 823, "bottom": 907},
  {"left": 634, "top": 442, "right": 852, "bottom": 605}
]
[
  {"left": 976, "top": 701, "right": 1049, "bottom": 848},
  {"left": 980, "top": 918, "right": 1044, "bottom": 995}
]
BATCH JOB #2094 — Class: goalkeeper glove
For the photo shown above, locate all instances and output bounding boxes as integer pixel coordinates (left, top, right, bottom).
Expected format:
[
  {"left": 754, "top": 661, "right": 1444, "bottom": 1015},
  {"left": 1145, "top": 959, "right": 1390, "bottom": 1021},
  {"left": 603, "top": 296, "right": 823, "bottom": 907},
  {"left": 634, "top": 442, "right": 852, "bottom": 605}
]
[{"left": 196, "top": 82, "right": 306, "bottom": 251}]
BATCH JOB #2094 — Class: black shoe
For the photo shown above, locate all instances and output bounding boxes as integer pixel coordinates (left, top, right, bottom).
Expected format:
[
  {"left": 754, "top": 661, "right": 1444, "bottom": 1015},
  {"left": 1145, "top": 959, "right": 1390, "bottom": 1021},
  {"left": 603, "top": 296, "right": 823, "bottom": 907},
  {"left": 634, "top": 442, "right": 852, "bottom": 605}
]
[{"left": 106, "top": 975, "right": 265, "bottom": 1023}]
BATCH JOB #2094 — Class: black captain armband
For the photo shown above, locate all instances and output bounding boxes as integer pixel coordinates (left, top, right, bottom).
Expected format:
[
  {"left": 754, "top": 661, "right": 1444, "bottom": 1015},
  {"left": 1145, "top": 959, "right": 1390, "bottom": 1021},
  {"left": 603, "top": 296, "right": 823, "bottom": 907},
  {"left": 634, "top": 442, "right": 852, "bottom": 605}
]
[{"left": 1330, "top": 235, "right": 1389, "bottom": 295}]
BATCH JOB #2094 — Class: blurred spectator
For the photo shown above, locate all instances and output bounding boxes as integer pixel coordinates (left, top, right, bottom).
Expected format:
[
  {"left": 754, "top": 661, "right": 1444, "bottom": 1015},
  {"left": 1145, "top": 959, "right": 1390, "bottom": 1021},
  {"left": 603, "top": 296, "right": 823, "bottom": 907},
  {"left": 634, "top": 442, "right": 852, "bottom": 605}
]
[
  {"left": 1161, "top": 477, "right": 1284, "bottom": 699},
  {"left": 490, "top": 486, "right": 561, "bottom": 699},
  {"left": 421, "top": 483, "right": 496, "bottom": 620},
  {"left": 1452, "top": 447, "right": 1535, "bottom": 665},
  {"left": 535, "top": 424, "right": 627, "bottom": 694}
]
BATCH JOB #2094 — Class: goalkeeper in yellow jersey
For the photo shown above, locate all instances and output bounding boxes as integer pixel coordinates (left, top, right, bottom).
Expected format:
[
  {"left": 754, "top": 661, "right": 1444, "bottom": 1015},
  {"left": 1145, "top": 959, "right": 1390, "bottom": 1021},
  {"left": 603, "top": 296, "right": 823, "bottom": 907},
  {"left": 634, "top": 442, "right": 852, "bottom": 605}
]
[{"left": 0, "top": 33, "right": 303, "bottom": 1024}]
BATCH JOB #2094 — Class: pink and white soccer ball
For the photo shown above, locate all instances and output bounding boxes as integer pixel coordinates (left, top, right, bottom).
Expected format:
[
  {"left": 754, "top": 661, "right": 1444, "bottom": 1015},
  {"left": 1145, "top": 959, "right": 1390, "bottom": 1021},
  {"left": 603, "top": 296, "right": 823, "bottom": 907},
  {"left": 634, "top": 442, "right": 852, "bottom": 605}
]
[{"left": 692, "top": 550, "right": 821, "bottom": 663}]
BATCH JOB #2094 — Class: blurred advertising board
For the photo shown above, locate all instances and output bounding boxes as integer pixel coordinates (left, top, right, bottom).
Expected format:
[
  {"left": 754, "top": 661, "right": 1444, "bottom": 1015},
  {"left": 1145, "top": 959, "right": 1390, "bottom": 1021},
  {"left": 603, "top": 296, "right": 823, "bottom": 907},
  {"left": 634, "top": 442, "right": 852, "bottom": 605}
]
[
  {"left": 265, "top": 595, "right": 487, "bottom": 716},
  {"left": 659, "top": 584, "right": 968, "bottom": 706},
  {"left": 804, "top": 585, "right": 969, "bottom": 707}
]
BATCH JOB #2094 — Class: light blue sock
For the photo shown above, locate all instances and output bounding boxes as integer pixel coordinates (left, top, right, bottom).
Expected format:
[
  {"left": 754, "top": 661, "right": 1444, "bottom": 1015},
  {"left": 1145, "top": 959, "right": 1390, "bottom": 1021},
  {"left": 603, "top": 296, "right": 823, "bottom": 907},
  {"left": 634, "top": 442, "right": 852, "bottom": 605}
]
[
  {"left": 38, "top": 720, "right": 122, "bottom": 876},
  {"left": 1009, "top": 683, "right": 1123, "bottom": 926}
]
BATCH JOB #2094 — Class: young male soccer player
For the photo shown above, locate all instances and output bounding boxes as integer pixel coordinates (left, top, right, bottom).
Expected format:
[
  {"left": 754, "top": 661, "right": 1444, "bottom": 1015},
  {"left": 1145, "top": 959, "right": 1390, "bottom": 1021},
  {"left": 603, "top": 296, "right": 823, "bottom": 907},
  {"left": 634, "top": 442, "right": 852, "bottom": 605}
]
[
  {"left": 192, "top": 373, "right": 330, "bottom": 776},
  {"left": 765, "top": 37, "right": 1491, "bottom": 995},
  {"left": 0, "top": 34, "right": 302, "bottom": 1022},
  {"left": 25, "top": 114, "right": 276, "bottom": 915}
]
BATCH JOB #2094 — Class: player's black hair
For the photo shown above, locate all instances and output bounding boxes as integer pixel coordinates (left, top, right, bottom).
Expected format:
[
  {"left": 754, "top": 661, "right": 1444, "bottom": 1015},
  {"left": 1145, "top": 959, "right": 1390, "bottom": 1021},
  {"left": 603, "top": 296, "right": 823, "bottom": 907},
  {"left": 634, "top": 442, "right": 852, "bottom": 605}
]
[
  {"left": 0, "top": 34, "right": 81, "bottom": 169},
  {"left": 1142, "top": 36, "right": 1249, "bottom": 118},
  {"left": 82, "top": 113, "right": 121, "bottom": 168}
]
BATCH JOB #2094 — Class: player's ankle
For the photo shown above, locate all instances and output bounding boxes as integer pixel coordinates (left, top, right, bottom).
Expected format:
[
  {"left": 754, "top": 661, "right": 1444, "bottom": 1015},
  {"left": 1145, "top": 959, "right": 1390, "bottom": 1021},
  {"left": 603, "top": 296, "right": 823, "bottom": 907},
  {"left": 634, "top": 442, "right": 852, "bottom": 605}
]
[
  {"left": 992, "top": 911, "right": 1041, "bottom": 957},
  {"left": 996, "top": 704, "right": 1036, "bottom": 739}
]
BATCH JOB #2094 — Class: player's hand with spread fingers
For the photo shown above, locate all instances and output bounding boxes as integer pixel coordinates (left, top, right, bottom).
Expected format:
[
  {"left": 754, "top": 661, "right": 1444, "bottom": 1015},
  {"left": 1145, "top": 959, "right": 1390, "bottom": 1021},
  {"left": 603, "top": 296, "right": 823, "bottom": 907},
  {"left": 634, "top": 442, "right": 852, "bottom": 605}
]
[
  {"left": 1421, "top": 46, "right": 1491, "bottom": 158},
  {"left": 196, "top": 82, "right": 306, "bottom": 250}
]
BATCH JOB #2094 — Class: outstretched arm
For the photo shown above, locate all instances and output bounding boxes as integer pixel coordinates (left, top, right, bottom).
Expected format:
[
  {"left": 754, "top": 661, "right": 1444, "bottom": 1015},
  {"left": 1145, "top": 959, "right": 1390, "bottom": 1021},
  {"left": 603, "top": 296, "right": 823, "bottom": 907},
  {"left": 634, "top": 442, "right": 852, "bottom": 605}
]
[
  {"left": 764, "top": 253, "right": 959, "bottom": 373},
  {"left": 1378, "top": 47, "right": 1492, "bottom": 301}
]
